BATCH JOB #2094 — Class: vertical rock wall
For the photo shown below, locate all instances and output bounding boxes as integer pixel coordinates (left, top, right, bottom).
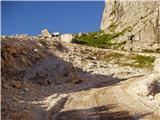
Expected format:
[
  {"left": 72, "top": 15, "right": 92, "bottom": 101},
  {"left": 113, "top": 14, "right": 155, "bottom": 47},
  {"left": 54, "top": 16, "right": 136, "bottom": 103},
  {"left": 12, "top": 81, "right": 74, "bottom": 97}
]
[{"left": 101, "top": 0, "right": 160, "bottom": 51}]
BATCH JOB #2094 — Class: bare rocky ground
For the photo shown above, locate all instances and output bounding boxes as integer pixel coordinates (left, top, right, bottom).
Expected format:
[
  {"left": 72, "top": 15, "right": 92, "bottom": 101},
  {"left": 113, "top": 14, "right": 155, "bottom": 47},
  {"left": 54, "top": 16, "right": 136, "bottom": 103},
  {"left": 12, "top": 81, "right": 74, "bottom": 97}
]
[{"left": 1, "top": 36, "right": 160, "bottom": 120}]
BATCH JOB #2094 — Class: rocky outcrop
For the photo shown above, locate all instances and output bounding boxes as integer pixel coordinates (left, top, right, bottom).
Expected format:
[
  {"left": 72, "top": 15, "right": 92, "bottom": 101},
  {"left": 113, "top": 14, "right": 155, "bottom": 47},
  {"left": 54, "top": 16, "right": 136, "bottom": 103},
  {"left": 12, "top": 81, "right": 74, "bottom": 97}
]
[
  {"left": 41, "top": 29, "right": 73, "bottom": 43},
  {"left": 101, "top": 0, "right": 160, "bottom": 52},
  {"left": 41, "top": 29, "right": 52, "bottom": 38}
]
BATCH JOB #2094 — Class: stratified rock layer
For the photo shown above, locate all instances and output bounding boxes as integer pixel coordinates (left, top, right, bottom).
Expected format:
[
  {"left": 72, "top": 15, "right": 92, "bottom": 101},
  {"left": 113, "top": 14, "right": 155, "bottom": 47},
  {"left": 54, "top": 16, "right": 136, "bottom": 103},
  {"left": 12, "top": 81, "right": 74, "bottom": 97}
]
[{"left": 101, "top": 0, "right": 160, "bottom": 51}]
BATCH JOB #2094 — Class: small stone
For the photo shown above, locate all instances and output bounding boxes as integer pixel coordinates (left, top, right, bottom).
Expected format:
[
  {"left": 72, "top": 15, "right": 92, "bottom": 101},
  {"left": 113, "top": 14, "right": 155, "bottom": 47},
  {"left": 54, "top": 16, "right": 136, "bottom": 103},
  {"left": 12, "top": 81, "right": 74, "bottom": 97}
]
[
  {"left": 24, "top": 88, "right": 30, "bottom": 92},
  {"left": 12, "top": 81, "right": 23, "bottom": 89},
  {"left": 12, "top": 96, "right": 19, "bottom": 102},
  {"left": 72, "top": 79, "right": 83, "bottom": 84},
  {"left": 148, "top": 95, "right": 154, "bottom": 100},
  {"left": 34, "top": 49, "right": 38, "bottom": 52}
]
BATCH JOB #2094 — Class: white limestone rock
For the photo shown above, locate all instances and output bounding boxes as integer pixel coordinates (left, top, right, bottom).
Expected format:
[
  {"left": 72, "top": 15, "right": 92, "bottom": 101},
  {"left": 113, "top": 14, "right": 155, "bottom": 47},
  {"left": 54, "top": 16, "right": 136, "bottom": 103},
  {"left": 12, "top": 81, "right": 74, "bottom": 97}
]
[
  {"left": 61, "top": 34, "right": 73, "bottom": 43},
  {"left": 101, "top": 0, "right": 160, "bottom": 51}
]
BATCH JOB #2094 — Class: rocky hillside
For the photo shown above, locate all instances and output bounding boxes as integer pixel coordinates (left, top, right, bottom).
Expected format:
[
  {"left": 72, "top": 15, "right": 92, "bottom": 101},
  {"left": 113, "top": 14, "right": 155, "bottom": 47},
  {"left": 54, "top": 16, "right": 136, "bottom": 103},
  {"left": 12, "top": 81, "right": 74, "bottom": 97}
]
[
  {"left": 101, "top": 0, "right": 160, "bottom": 52},
  {"left": 1, "top": 1, "right": 160, "bottom": 119},
  {"left": 1, "top": 33, "right": 160, "bottom": 120}
]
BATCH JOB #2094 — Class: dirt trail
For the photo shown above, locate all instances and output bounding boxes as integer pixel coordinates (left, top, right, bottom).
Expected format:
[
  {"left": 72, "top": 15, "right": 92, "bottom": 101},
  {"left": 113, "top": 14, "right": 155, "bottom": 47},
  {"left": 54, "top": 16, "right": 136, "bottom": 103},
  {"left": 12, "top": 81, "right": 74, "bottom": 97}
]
[
  {"left": 28, "top": 75, "right": 159, "bottom": 120},
  {"left": 25, "top": 50, "right": 158, "bottom": 119}
]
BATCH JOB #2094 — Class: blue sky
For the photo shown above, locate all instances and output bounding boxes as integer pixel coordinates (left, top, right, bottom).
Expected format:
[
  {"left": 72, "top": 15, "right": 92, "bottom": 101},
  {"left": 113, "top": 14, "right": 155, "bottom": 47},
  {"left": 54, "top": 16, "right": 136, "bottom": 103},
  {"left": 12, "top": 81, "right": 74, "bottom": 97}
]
[{"left": 1, "top": 1, "right": 105, "bottom": 35}]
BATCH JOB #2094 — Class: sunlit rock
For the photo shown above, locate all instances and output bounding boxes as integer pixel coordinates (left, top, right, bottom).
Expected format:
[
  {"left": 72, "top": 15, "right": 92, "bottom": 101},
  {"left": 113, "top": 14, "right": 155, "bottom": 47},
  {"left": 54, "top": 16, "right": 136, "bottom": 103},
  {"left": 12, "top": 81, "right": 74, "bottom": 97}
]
[
  {"left": 41, "top": 29, "right": 52, "bottom": 38},
  {"left": 61, "top": 34, "right": 73, "bottom": 43}
]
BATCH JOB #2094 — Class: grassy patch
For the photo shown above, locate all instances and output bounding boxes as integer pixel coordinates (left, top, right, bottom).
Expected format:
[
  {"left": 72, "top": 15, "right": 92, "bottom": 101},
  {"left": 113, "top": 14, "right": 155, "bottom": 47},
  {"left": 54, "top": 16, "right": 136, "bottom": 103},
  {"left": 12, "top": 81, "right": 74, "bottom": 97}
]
[
  {"left": 111, "top": 41, "right": 126, "bottom": 49},
  {"left": 73, "top": 30, "right": 126, "bottom": 49},
  {"left": 120, "top": 54, "right": 155, "bottom": 68},
  {"left": 101, "top": 52, "right": 125, "bottom": 61},
  {"left": 97, "top": 52, "right": 155, "bottom": 69},
  {"left": 130, "top": 55, "right": 155, "bottom": 68}
]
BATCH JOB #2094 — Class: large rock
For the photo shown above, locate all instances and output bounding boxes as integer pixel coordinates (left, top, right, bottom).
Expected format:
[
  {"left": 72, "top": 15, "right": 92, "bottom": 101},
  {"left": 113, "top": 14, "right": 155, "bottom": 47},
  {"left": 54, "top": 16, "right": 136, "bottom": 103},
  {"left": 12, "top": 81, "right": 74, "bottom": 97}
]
[
  {"left": 101, "top": 0, "right": 160, "bottom": 51},
  {"left": 61, "top": 34, "right": 73, "bottom": 43},
  {"left": 41, "top": 29, "right": 52, "bottom": 38}
]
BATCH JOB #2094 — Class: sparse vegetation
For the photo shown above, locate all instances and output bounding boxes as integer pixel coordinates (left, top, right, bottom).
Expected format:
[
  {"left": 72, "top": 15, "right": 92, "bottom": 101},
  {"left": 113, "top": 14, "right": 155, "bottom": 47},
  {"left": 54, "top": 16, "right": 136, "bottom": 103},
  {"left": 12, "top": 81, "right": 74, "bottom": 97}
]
[
  {"left": 109, "top": 22, "right": 118, "bottom": 32},
  {"left": 129, "top": 55, "right": 155, "bottom": 68},
  {"left": 95, "top": 51, "right": 155, "bottom": 69},
  {"left": 119, "top": 54, "right": 155, "bottom": 68},
  {"left": 100, "top": 52, "right": 125, "bottom": 62},
  {"left": 142, "top": 49, "right": 160, "bottom": 53},
  {"left": 73, "top": 30, "right": 126, "bottom": 49}
]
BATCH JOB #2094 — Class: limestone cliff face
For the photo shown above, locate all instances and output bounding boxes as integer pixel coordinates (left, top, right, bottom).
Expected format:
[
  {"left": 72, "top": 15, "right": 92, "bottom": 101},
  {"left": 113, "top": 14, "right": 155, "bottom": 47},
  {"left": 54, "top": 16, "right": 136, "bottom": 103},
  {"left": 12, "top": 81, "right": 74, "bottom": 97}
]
[{"left": 101, "top": 0, "right": 160, "bottom": 51}]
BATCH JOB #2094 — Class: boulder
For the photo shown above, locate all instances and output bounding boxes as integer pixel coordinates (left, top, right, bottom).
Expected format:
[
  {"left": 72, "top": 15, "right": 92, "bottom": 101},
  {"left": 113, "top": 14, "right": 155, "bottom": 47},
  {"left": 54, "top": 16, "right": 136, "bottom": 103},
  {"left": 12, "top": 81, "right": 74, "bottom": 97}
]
[
  {"left": 61, "top": 34, "right": 73, "bottom": 43},
  {"left": 154, "top": 93, "right": 160, "bottom": 103},
  {"left": 41, "top": 29, "right": 52, "bottom": 38}
]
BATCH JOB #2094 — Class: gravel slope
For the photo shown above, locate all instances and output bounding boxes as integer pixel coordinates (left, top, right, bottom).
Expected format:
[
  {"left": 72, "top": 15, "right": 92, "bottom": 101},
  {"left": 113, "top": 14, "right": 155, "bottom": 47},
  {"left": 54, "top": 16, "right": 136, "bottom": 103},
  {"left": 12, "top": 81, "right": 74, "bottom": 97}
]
[{"left": 2, "top": 37, "right": 160, "bottom": 120}]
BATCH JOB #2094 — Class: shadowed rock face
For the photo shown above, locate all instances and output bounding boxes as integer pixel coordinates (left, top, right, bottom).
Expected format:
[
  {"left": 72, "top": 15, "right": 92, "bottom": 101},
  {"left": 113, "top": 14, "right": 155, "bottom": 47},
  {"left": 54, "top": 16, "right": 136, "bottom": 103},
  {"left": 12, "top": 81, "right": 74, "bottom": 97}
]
[{"left": 101, "top": 0, "right": 160, "bottom": 51}]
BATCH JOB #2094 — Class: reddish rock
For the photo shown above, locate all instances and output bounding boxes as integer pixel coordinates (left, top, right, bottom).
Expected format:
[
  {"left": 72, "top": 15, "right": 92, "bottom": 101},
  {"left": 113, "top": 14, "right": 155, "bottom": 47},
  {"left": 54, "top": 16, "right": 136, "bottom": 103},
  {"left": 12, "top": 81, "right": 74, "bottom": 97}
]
[{"left": 12, "top": 81, "right": 23, "bottom": 89}]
